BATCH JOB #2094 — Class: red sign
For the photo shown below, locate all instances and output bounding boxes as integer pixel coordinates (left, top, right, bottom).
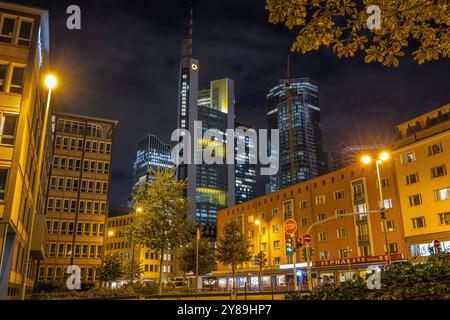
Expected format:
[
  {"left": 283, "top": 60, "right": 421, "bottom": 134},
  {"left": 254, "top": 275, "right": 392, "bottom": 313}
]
[
  {"left": 304, "top": 234, "right": 312, "bottom": 243},
  {"left": 313, "top": 253, "right": 403, "bottom": 267},
  {"left": 284, "top": 219, "right": 297, "bottom": 235}
]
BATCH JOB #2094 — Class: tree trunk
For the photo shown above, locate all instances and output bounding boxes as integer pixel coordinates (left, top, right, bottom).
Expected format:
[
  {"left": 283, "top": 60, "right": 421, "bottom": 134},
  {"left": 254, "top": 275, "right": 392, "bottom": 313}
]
[
  {"left": 232, "top": 262, "right": 236, "bottom": 292},
  {"left": 158, "top": 248, "right": 164, "bottom": 295}
]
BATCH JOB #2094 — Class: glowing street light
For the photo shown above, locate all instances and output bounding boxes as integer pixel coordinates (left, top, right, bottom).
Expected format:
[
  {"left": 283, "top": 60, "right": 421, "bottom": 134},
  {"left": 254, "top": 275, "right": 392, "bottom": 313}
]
[
  {"left": 45, "top": 74, "right": 57, "bottom": 89},
  {"left": 379, "top": 151, "right": 390, "bottom": 161},
  {"left": 136, "top": 206, "right": 143, "bottom": 213},
  {"left": 361, "top": 155, "right": 372, "bottom": 164}
]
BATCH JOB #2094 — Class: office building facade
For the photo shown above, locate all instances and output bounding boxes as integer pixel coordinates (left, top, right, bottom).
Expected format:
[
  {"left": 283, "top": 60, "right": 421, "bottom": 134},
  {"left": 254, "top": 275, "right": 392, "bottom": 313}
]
[
  {"left": 175, "top": 16, "right": 235, "bottom": 236},
  {"left": 267, "top": 78, "right": 327, "bottom": 192},
  {"left": 106, "top": 205, "right": 177, "bottom": 283},
  {"left": 0, "top": 2, "right": 52, "bottom": 299},
  {"left": 132, "top": 134, "right": 173, "bottom": 192},
  {"left": 39, "top": 113, "right": 117, "bottom": 286},
  {"left": 214, "top": 163, "right": 406, "bottom": 289},
  {"left": 235, "top": 122, "right": 257, "bottom": 204}
]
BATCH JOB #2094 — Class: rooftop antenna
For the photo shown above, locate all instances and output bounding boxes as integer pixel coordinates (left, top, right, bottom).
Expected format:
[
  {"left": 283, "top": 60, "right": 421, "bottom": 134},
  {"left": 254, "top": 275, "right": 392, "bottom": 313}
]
[{"left": 188, "top": 8, "right": 193, "bottom": 39}]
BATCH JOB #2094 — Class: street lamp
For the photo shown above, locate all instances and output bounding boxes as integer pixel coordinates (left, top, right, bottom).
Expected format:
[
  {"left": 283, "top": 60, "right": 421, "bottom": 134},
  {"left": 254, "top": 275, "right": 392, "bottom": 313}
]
[
  {"left": 19, "top": 74, "right": 58, "bottom": 300},
  {"left": 254, "top": 219, "right": 263, "bottom": 291},
  {"left": 361, "top": 151, "right": 392, "bottom": 266}
]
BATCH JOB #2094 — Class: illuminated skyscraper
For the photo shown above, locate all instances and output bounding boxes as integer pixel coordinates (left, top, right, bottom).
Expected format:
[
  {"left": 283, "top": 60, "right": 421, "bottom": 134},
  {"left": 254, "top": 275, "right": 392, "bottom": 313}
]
[
  {"left": 132, "top": 134, "right": 174, "bottom": 191},
  {"left": 176, "top": 11, "right": 235, "bottom": 236},
  {"left": 235, "top": 122, "right": 257, "bottom": 204},
  {"left": 267, "top": 78, "right": 327, "bottom": 191}
]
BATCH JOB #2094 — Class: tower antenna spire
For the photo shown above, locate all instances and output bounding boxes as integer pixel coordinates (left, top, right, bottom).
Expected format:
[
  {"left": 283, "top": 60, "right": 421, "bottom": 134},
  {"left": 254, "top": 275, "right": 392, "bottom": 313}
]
[{"left": 188, "top": 8, "right": 193, "bottom": 39}]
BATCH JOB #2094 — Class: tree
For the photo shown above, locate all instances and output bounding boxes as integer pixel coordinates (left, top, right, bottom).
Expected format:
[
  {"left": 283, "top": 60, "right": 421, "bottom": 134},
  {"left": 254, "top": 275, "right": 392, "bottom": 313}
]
[
  {"left": 288, "top": 253, "right": 450, "bottom": 300},
  {"left": 266, "top": 0, "right": 450, "bottom": 67},
  {"left": 97, "top": 254, "right": 126, "bottom": 287},
  {"left": 178, "top": 239, "right": 216, "bottom": 278},
  {"left": 131, "top": 168, "right": 192, "bottom": 294},
  {"left": 216, "top": 219, "right": 252, "bottom": 290},
  {"left": 123, "top": 258, "right": 144, "bottom": 282}
]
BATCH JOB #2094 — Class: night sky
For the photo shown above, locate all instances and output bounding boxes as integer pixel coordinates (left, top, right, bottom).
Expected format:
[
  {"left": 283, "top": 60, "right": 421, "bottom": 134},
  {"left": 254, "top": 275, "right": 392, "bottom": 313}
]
[{"left": 17, "top": 0, "right": 450, "bottom": 205}]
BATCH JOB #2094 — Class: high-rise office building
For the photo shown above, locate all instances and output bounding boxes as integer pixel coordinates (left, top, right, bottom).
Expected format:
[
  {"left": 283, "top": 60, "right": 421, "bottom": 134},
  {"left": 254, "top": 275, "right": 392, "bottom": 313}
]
[
  {"left": 0, "top": 2, "right": 52, "bottom": 299},
  {"left": 235, "top": 122, "right": 257, "bottom": 204},
  {"left": 176, "top": 12, "right": 235, "bottom": 236},
  {"left": 132, "top": 134, "right": 174, "bottom": 191},
  {"left": 328, "top": 144, "right": 385, "bottom": 172},
  {"left": 267, "top": 78, "right": 327, "bottom": 192},
  {"left": 40, "top": 112, "right": 117, "bottom": 286}
]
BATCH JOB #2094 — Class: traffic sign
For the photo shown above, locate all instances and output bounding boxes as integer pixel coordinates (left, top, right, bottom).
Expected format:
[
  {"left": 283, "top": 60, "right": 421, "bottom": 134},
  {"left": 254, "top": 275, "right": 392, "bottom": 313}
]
[
  {"left": 303, "top": 234, "right": 312, "bottom": 243},
  {"left": 284, "top": 219, "right": 297, "bottom": 235}
]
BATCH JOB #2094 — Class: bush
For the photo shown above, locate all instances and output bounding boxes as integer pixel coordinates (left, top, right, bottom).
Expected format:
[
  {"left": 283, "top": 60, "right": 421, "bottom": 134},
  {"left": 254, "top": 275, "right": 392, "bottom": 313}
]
[{"left": 288, "top": 254, "right": 450, "bottom": 300}]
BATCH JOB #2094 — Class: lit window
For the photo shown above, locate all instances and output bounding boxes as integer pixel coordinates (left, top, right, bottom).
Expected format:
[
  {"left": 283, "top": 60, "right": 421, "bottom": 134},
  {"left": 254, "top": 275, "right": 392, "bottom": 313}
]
[{"left": 434, "top": 188, "right": 450, "bottom": 201}]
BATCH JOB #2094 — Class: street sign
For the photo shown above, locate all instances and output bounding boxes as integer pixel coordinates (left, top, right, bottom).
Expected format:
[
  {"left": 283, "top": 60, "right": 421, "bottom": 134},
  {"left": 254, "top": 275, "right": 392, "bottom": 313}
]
[
  {"left": 304, "top": 234, "right": 312, "bottom": 243},
  {"left": 284, "top": 219, "right": 297, "bottom": 235}
]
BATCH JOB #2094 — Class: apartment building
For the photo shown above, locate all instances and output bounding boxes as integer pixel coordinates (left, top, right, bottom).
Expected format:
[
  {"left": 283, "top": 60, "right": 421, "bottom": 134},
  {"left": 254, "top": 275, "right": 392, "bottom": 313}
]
[
  {"left": 106, "top": 205, "right": 177, "bottom": 283},
  {"left": 392, "top": 103, "right": 450, "bottom": 260},
  {"left": 39, "top": 112, "right": 117, "bottom": 286},
  {"left": 214, "top": 163, "right": 406, "bottom": 289},
  {"left": 0, "top": 2, "right": 52, "bottom": 299}
]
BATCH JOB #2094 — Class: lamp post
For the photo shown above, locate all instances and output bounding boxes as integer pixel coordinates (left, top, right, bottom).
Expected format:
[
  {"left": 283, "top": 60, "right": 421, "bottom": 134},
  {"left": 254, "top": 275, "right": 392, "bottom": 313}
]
[
  {"left": 19, "top": 75, "right": 57, "bottom": 300},
  {"left": 130, "top": 206, "right": 143, "bottom": 282},
  {"left": 255, "top": 219, "right": 263, "bottom": 291},
  {"left": 361, "top": 151, "right": 391, "bottom": 266}
]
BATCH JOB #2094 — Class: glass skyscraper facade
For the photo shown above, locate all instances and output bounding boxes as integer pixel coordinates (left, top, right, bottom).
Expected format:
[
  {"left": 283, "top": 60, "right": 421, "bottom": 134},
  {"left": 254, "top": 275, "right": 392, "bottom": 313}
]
[
  {"left": 132, "top": 134, "right": 174, "bottom": 191},
  {"left": 176, "top": 18, "right": 235, "bottom": 236},
  {"left": 235, "top": 122, "right": 257, "bottom": 204},
  {"left": 267, "top": 78, "right": 327, "bottom": 191}
]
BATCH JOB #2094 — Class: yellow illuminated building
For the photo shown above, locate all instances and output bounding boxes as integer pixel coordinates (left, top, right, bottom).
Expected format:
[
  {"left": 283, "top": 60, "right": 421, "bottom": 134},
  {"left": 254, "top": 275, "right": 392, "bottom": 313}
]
[
  {"left": 215, "top": 163, "right": 407, "bottom": 289},
  {"left": 0, "top": 2, "right": 52, "bottom": 299},
  {"left": 106, "top": 205, "right": 177, "bottom": 283},
  {"left": 39, "top": 113, "right": 117, "bottom": 286},
  {"left": 392, "top": 103, "right": 450, "bottom": 260}
]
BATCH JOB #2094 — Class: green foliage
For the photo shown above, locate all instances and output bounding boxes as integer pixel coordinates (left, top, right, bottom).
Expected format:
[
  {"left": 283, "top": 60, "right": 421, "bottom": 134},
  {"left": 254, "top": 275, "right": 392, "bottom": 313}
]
[
  {"left": 266, "top": 0, "right": 450, "bottom": 67},
  {"left": 131, "top": 168, "right": 192, "bottom": 251},
  {"left": 96, "top": 254, "right": 126, "bottom": 284},
  {"left": 131, "top": 168, "right": 193, "bottom": 293},
  {"left": 216, "top": 219, "right": 251, "bottom": 284},
  {"left": 178, "top": 239, "right": 217, "bottom": 275},
  {"left": 123, "top": 258, "right": 144, "bottom": 281},
  {"left": 288, "top": 254, "right": 450, "bottom": 300}
]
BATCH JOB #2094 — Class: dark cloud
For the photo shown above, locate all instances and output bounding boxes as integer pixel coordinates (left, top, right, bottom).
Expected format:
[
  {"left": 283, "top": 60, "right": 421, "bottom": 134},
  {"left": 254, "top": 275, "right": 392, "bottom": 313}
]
[{"left": 16, "top": 0, "right": 450, "bottom": 204}]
